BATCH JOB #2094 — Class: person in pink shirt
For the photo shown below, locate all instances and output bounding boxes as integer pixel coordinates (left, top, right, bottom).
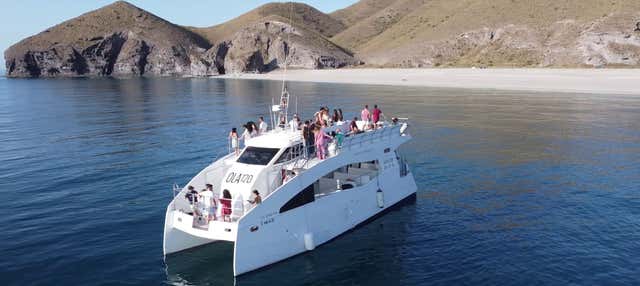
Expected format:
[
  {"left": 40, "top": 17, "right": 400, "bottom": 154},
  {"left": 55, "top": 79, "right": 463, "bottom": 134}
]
[
  {"left": 372, "top": 104, "right": 383, "bottom": 123},
  {"left": 314, "top": 125, "right": 332, "bottom": 159},
  {"left": 361, "top": 105, "right": 371, "bottom": 122}
]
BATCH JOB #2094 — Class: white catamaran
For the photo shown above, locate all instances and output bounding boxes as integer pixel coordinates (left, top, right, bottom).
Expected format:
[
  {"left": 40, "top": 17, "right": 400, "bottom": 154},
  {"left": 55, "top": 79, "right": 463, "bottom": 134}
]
[{"left": 162, "top": 84, "right": 417, "bottom": 275}]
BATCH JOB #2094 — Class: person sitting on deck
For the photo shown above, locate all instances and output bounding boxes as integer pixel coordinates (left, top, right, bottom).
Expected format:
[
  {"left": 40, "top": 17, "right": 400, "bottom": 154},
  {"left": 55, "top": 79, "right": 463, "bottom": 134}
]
[
  {"left": 364, "top": 121, "right": 375, "bottom": 131},
  {"left": 220, "top": 189, "right": 232, "bottom": 222},
  {"left": 247, "top": 190, "right": 262, "bottom": 206},
  {"left": 350, "top": 117, "right": 360, "bottom": 134}
]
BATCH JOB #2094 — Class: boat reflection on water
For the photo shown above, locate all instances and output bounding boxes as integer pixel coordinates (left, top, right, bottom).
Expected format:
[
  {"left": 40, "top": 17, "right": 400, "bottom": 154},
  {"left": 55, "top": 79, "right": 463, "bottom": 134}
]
[{"left": 164, "top": 242, "right": 235, "bottom": 285}]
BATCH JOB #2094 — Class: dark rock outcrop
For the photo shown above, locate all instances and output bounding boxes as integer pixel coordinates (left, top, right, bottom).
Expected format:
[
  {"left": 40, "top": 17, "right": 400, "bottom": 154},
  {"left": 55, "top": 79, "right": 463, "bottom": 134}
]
[{"left": 224, "top": 20, "right": 356, "bottom": 73}]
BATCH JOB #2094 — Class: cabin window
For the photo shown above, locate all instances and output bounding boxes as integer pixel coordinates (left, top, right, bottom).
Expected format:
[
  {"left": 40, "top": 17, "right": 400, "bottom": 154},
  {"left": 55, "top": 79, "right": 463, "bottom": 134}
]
[
  {"left": 315, "top": 160, "right": 379, "bottom": 198},
  {"left": 279, "top": 183, "right": 315, "bottom": 213},
  {"left": 237, "top": 147, "right": 279, "bottom": 165},
  {"left": 275, "top": 143, "right": 304, "bottom": 164}
]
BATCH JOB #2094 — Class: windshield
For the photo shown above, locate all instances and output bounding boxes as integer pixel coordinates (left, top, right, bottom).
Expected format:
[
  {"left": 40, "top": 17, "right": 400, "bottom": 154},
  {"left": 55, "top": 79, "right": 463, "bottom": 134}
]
[{"left": 237, "top": 147, "right": 280, "bottom": 165}]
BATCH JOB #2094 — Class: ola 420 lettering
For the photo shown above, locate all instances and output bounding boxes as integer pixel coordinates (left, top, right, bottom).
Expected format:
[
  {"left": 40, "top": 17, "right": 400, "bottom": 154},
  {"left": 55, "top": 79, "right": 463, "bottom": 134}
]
[{"left": 225, "top": 172, "right": 254, "bottom": 184}]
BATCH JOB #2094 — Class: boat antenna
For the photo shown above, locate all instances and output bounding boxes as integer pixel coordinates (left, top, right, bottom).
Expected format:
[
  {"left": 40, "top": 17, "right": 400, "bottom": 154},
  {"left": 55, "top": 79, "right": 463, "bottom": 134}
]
[{"left": 276, "top": 1, "right": 294, "bottom": 129}]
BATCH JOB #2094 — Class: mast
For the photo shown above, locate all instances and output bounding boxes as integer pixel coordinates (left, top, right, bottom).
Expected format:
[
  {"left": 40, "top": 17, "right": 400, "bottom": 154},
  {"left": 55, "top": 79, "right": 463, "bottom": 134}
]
[{"left": 271, "top": 2, "right": 295, "bottom": 130}]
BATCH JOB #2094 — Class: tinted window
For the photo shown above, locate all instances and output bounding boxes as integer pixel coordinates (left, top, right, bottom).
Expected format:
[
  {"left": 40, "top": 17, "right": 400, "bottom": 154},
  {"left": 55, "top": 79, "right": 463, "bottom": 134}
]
[
  {"left": 237, "top": 147, "right": 279, "bottom": 165},
  {"left": 275, "top": 144, "right": 303, "bottom": 164},
  {"left": 280, "top": 184, "right": 315, "bottom": 213}
]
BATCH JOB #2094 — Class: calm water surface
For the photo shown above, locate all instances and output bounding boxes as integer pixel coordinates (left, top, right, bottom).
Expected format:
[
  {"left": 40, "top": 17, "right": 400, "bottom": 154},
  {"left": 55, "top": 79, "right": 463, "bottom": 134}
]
[{"left": 1, "top": 78, "right": 639, "bottom": 285}]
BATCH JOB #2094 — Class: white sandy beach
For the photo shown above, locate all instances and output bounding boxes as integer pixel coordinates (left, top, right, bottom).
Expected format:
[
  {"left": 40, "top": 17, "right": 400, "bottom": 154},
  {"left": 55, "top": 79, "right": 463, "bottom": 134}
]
[{"left": 220, "top": 68, "right": 640, "bottom": 95}]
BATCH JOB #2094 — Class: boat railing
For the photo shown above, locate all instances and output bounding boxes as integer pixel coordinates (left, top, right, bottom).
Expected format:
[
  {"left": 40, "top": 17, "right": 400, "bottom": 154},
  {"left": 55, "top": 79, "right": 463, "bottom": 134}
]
[
  {"left": 189, "top": 197, "right": 245, "bottom": 224},
  {"left": 340, "top": 123, "right": 403, "bottom": 151}
]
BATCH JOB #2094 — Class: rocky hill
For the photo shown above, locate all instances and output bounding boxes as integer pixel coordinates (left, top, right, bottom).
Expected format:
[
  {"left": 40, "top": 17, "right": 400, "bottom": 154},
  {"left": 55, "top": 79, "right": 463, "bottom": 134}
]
[
  {"left": 332, "top": 0, "right": 640, "bottom": 68},
  {"left": 4, "top": 1, "right": 356, "bottom": 78},
  {"left": 5, "top": 1, "right": 217, "bottom": 77},
  {"left": 5, "top": 0, "right": 640, "bottom": 77}
]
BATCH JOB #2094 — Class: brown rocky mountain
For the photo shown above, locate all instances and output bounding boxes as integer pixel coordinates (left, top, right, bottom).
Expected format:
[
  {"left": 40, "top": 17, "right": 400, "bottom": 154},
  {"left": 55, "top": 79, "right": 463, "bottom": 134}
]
[
  {"left": 5, "top": 1, "right": 217, "bottom": 77},
  {"left": 5, "top": 0, "right": 640, "bottom": 78},
  {"left": 4, "top": 1, "right": 355, "bottom": 78},
  {"left": 332, "top": 0, "right": 640, "bottom": 67}
]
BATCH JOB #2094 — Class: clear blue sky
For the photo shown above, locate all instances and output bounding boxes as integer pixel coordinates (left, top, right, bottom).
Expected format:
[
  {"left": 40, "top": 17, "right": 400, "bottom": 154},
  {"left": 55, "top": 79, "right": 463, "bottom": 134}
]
[{"left": 0, "top": 0, "right": 357, "bottom": 72}]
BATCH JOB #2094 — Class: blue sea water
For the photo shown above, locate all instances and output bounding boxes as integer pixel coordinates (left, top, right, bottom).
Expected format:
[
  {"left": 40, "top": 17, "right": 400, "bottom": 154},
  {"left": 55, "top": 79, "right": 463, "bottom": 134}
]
[{"left": 0, "top": 78, "right": 639, "bottom": 286}]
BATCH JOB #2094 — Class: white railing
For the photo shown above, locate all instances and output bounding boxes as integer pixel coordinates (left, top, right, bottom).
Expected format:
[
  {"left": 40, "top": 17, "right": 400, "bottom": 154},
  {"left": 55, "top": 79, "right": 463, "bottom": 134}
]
[
  {"left": 190, "top": 198, "right": 245, "bottom": 224},
  {"left": 340, "top": 123, "right": 404, "bottom": 151}
]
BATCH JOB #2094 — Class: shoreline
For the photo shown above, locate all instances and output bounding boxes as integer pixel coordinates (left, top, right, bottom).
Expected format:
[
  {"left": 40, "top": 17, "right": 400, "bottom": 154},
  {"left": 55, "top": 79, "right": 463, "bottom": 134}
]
[{"left": 218, "top": 68, "right": 640, "bottom": 95}]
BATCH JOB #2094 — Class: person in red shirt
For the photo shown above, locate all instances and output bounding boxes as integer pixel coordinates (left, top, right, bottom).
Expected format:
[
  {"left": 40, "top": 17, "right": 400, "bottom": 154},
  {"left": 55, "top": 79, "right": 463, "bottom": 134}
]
[{"left": 372, "top": 104, "right": 383, "bottom": 123}]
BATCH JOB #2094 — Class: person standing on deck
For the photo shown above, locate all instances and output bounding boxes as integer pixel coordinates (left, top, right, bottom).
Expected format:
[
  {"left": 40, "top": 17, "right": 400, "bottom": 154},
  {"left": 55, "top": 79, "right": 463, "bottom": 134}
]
[
  {"left": 314, "top": 124, "right": 332, "bottom": 159},
  {"left": 221, "top": 190, "right": 232, "bottom": 222},
  {"left": 302, "top": 121, "right": 314, "bottom": 157},
  {"left": 372, "top": 104, "right": 383, "bottom": 124},
  {"left": 200, "top": 185, "right": 216, "bottom": 222},
  {"left": 361, "top": 105, "right": 371, "bottom": 123},
  {"left": 229, "top": 128, "right": 239, "bottom": 155},
  {"left": 240, "top": 124, "right": 252, "bottom": 148},
  {"left": 289, "top": 114, "right": 300, "bottom": 131},
  {"left": 258, "top": 117, "right": 268, "bottom": 134}
]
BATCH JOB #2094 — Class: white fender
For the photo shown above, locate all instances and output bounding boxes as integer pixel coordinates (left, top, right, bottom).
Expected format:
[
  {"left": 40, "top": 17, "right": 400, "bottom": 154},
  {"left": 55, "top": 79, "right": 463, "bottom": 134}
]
[
  {"left": 376, "top": 189, "right": 384, "bottom": 208},
  {"left": 304, "top": 233, "right": 315, "bottom": 250}
]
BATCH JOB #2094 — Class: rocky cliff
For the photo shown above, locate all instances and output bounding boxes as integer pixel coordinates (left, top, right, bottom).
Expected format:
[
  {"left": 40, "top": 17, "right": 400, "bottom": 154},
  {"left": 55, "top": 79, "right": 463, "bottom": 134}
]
[
  {"left": 4, "top": 1, "right": 355, "bottom": 78},
  {"left": 332, "top": 0, "right": 640, "bottom": 68},
  {"left": 4, "top": 1, "right": 221, "bottom": 77}
]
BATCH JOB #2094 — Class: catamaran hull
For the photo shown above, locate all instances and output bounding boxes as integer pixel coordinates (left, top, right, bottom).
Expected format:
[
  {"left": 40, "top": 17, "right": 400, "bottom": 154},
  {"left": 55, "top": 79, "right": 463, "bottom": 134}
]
[
  {"left": 232, "top": 172, "right": 417, "bottom": 276},
  {"left": 163, "top": 207, "right": 215, "bottom": 255},
  {"left": 163, "top": 172, "right": 417, "bottom": 276}
]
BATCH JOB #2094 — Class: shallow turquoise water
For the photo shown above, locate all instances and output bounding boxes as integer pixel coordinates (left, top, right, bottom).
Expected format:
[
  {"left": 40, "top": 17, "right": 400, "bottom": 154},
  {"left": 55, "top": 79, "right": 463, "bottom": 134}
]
[{"left": 0, "top": 78, "right": 639, "bottom": 285}]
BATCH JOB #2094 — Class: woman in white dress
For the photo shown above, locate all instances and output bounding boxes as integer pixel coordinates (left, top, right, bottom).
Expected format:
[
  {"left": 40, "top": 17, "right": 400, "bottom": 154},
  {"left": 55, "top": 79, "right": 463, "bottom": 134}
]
[{"left": 229, "top": 128, "right": 239, "bottom": 155}]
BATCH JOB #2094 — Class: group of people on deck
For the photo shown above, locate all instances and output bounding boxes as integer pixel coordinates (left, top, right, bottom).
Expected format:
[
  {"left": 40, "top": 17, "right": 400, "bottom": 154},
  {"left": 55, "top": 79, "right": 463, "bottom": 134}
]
[
  {"left": 185, "top": 185, "right": 262, "bottom": 223},
  {"left": 228, "top": 116, "right": 269, "bottom": 155},
  {"left": 304, "top": 104, "right": 384, "bottom": 159},
  {"left": 351, "top": 104, "right": 384, "bottom": 133},
  {"left": 227, "top": 104, "right": 385, "bottom": 160}
]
